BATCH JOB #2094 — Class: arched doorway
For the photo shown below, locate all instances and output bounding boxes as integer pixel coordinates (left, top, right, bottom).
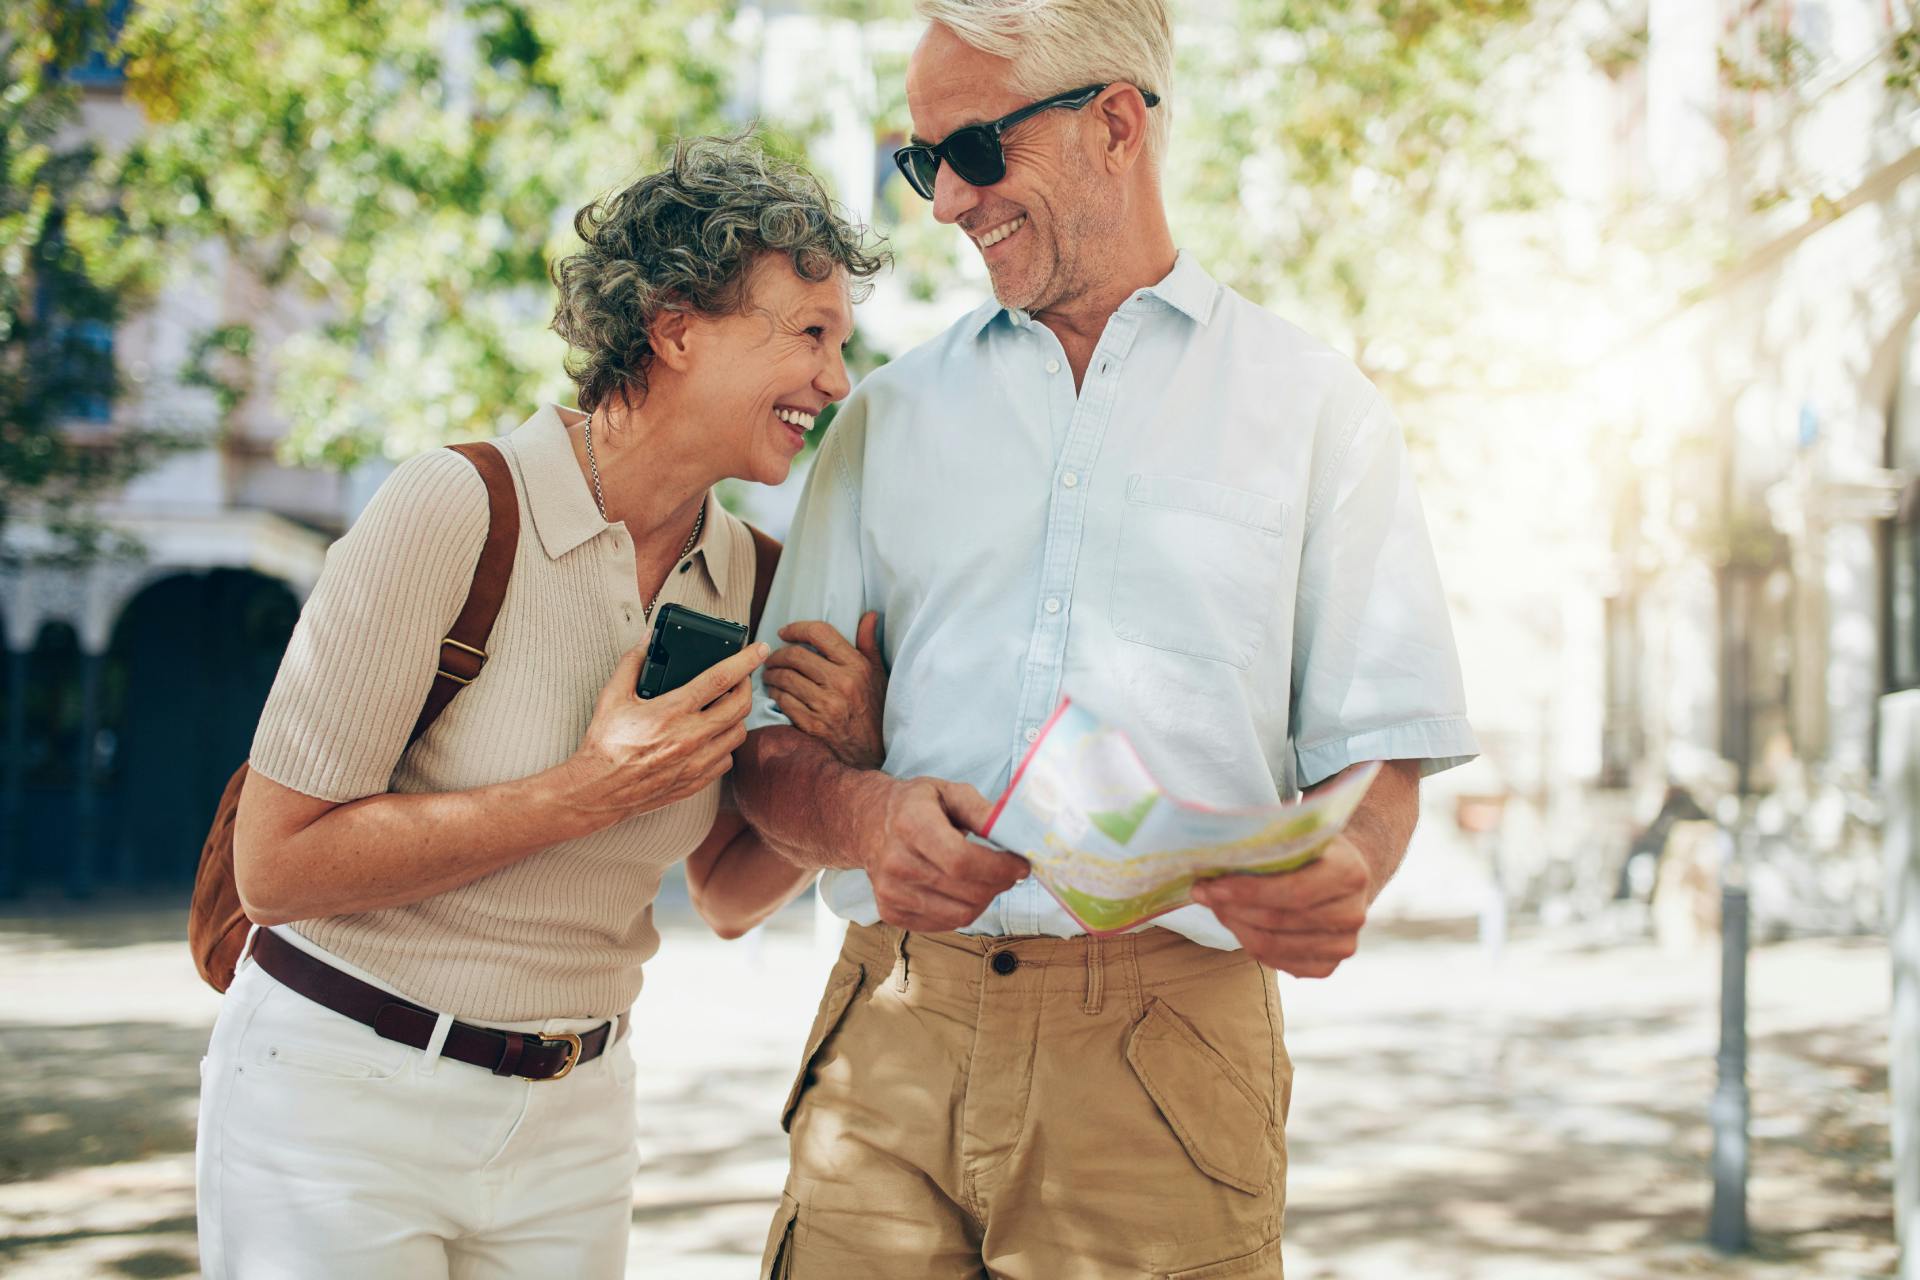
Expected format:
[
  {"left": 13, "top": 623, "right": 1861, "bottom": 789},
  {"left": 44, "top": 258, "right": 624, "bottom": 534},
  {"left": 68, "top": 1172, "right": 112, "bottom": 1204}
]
[
  {"left": 2, "top": 622, "right": 88, "bottom": 895},
  {"left": 99, "top": 569, "right": 299, "bottom": 890}
]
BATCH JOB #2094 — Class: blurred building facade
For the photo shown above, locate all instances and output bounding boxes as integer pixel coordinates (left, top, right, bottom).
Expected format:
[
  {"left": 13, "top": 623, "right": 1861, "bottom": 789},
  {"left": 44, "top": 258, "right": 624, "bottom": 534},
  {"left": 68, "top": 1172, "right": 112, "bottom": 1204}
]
[
  {"left": 0, "top": 8, "right": 926, "bottom": 898},
  {"left": 1583, "top": 0, "right": 1918, "bottom": 935},
  {"left": 0, "top": 59, "right": 353, "bottom": 895},
  {"left": 7, "top": 0, "right": 1919, "bottom": 919}
]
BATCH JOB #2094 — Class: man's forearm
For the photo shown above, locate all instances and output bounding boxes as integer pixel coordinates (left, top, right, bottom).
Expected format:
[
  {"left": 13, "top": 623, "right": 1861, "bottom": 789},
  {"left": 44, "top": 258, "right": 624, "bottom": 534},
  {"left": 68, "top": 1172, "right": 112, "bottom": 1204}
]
[
  {"left": 1319, "top": 758, "right": 1422, "bottom": 902},
  {"left": 733, "top": 725, "right": 885, "bottom": 870}
]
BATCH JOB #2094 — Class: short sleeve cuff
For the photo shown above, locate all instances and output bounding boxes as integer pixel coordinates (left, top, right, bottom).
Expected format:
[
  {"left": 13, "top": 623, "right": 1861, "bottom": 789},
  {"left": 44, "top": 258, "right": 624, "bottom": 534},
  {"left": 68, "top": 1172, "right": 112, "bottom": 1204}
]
[
  {"left": 1295, "top": 717, "right": 1480, "bottom": 789},
  {"left": 746, "top": 679, "right": 794, "bottom": 733}
]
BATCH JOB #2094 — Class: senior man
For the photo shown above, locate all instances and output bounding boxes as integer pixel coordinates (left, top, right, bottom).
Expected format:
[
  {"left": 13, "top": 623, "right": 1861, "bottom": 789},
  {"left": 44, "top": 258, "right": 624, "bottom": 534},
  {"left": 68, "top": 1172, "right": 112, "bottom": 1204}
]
[{"left": 735, "top": 1, "right": 1478, "bottom": 1275}]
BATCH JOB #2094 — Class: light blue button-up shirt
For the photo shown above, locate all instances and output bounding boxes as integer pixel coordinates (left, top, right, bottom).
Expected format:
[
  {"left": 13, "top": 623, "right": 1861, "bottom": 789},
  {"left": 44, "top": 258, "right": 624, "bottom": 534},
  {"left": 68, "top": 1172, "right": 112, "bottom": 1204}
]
[{"left": 748, "top": 252, "right": 1478, "bottom": 949}]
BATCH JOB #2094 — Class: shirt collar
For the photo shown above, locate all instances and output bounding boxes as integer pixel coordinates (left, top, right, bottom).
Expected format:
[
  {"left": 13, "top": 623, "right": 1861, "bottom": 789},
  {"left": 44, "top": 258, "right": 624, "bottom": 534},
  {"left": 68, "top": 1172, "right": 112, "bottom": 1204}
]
[
  {"left": 506, "top": 404, "right": 730, "bottom": 590},
  {"left": 966, "top": 249, "right": 1220, "bottom": 338},
  {"left": 509, "top": 404, "right": 605, "bottom": 560}
]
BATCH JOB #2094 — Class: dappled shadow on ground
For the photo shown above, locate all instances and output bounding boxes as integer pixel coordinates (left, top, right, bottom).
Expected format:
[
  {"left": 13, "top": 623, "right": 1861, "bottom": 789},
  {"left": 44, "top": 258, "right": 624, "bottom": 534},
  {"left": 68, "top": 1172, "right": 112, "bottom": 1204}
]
[
  {"left": 0, "top": 1217, "right": 198, "bottom": 1273},
  {"left": 0, "top": 1022, "right": 205, "bottom": 1183},
  {"left": 1283, "top": 974, "right": 1894, "bottom": 1276},
  {"left": 0, "top": 896, "right": 193, "bottom": 953}
]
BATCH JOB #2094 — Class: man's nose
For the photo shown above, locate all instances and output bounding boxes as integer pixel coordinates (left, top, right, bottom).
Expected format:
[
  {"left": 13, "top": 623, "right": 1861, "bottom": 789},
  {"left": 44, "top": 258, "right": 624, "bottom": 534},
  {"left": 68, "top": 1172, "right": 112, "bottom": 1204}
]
[{"left": 930, "top": 160, "right": 980, "bottom": 226}]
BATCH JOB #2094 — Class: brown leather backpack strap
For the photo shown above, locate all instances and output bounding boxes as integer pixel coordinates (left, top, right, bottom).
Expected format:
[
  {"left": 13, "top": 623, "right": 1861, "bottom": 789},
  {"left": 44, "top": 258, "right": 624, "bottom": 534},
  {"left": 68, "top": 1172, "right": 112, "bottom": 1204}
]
[
  {"left": 746, "top": 522, "right": 782, "bottom": 637},
  {"left": 408, "top": 441, "right": 520, "bottom": 746}
]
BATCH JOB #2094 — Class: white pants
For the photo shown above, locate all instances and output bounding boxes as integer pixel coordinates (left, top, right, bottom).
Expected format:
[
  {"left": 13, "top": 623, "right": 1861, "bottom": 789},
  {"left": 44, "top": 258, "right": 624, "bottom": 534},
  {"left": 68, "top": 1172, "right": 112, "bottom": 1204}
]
[{"left": 195, "top": 951, "right": 639, "bottom": 1279}]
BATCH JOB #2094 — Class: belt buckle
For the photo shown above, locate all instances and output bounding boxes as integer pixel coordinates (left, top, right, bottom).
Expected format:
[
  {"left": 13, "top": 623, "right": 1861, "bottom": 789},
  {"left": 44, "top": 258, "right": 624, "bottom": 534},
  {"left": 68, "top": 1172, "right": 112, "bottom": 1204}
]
[{"left": 526, "top": 1032, "right": 582, "bottom": 1082}]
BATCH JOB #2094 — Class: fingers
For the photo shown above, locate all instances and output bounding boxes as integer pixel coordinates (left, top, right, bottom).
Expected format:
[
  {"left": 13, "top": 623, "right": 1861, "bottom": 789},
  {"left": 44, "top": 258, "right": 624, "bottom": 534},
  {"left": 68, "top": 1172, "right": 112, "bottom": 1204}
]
[
  {"left": 673, "top": 642, "right": 770, "bottom": 710},
  {"left": 765, "top": 643, "right": 838, "bottom": 685},
  {"left": 1191, "top": 867, "right": 1369, "bottom": 979},
  {"left": 595, "top": 644, "right": 649, "bottom": 715},
  {"left": 763, "top": 668, "right": 826, "bottom": 718},
  {"left": 855, "top": 611, "right": 883, "bottom": 663},
  {"left": 1194, "top": 847, "right": 1369, "bottom": 914},
  {"left": 934, "top": 780, "right": 995, "bottom": 836},
  {"left": 920, "top": 832, "right": 1029, "bottom": 892},
  {"left": 1193, "top": 887, "right": 1368, "bottom": 937},
  {"left": 777, "top": 619, "right": 859, "bottom": 663},
  {"left": 696, "top": 678, "right": 754, "bottom": 731}
]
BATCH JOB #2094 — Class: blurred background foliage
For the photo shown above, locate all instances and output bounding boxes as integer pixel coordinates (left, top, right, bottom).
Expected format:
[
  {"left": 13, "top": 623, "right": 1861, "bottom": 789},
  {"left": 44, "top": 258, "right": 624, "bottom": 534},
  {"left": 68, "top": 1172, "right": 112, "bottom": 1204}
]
[
  {"left": 3, "top": 0, "right": 1563, "bottom": 488},
  {"left": 113, "top": 0, "right": 739, "bottom": 468}
]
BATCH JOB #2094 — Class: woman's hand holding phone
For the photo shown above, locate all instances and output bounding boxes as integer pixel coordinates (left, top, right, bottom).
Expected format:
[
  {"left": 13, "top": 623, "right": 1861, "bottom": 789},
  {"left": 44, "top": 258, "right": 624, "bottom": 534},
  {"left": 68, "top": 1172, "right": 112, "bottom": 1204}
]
[{"left": 565, "top": 642, "right": 771, "bottom": 827}]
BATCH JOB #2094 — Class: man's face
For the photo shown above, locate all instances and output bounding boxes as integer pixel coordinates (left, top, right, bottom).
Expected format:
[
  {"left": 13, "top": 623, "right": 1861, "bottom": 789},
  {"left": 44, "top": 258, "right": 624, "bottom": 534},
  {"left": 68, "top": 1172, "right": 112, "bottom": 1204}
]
[{"left": 905, "top": 24, "right": 1115, "bottom": 315}]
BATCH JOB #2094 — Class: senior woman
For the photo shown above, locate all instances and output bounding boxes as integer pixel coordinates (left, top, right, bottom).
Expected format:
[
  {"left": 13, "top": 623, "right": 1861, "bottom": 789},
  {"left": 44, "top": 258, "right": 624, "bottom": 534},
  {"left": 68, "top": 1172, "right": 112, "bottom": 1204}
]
[{"left": 194, "top": 136, "right": 889, "bottom": 1279}]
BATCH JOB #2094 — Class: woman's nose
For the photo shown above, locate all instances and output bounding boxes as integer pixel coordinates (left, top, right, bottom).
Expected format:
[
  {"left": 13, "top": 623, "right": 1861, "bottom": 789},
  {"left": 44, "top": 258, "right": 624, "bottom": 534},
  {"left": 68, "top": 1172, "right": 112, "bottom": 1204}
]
[{"left": 819, "top": 348, "right": 852, "bottom": 402}]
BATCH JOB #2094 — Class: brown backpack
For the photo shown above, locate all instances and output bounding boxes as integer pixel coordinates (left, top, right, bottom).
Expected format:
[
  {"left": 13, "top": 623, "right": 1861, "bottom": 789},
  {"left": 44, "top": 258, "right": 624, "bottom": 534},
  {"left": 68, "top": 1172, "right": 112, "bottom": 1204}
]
[{"left": 188, "top": 440, "right": 784, "bottom": 992}]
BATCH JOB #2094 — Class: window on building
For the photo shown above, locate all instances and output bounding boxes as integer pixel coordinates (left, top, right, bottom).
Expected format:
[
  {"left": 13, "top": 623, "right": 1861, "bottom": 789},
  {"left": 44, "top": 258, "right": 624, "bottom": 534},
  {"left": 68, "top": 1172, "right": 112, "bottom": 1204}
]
[{"left": 62, "top": 0, "right": 132, "bottom": 88}]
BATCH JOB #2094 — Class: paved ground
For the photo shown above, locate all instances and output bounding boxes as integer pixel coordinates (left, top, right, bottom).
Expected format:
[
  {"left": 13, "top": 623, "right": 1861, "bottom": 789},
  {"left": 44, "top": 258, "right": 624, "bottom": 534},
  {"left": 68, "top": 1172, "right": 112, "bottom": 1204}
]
[{"left": 0, "top": 893, "right": 1897, "bottom": 1279}]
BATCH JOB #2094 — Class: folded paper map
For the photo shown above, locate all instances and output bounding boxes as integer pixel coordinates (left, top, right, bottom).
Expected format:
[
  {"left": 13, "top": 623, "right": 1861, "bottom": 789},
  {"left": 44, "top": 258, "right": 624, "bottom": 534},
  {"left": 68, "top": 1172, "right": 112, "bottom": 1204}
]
[{"left": 980, "top": 698, "right": 1381, "bottom": 935}]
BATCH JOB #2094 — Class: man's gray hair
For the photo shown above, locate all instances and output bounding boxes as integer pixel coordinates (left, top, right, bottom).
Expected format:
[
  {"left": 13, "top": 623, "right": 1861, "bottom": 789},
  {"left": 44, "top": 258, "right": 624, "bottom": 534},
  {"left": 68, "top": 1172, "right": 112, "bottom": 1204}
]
[
  {"left": 914, "top": 0, "right": 1174, "bottom": 161},
  {"left": 550, "top": 134, "right": 889, "bottom": 414}
]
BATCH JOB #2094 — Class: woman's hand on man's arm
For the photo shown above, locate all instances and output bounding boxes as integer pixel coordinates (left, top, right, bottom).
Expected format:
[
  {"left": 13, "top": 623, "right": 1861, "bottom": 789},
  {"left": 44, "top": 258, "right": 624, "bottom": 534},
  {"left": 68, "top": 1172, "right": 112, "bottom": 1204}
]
[{"left": 763, "top": 611, "right": 888, "bottom": 770}]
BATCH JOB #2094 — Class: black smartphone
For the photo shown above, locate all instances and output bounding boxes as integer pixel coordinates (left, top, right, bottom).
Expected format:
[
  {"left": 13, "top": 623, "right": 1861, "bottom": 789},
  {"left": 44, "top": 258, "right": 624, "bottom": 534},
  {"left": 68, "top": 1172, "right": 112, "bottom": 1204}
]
[{"left": 636, "top": 602, "right": 749, "bottom": 699}]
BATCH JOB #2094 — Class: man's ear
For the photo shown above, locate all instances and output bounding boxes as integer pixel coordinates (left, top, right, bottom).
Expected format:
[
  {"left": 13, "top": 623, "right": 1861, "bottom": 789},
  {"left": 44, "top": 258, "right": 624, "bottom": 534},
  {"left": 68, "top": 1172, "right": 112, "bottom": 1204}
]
[
  {"left": 651, "top": 307, "right": 696, "bottom": 373},
  {"left": 1095, "top": 84, "right": 1152, "bottom": 176}
]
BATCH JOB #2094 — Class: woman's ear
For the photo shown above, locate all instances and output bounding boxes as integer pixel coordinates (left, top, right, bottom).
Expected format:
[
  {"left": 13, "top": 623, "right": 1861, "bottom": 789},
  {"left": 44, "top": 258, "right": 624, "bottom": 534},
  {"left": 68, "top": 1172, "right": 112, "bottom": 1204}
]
[{"left": 651, "top": 307, "right": 696, "bottom": 373}]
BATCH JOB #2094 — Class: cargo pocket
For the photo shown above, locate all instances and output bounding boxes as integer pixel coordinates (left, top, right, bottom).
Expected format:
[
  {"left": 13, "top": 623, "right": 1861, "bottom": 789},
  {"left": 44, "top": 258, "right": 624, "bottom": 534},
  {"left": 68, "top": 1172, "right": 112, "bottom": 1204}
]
[
  {"left": 1126, "top": 997, "right": 1275, "bottom": 1195},
  {"left": 1165, "top": 1234, "right": 1284, "bottom": 1278},
  {"left": 780, "top": 962, "right": 865, "bottom": 1133},
  {"left": 761, "top": 1191, "right": 799, "bottom": 1279}
]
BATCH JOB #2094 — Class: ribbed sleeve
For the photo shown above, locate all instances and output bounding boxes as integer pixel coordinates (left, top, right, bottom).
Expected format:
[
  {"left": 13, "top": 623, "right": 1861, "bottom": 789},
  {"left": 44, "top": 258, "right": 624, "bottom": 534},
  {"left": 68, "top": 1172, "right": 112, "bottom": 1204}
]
[{"left": 250, "top": 449, "right": 489, "bottom": 803}]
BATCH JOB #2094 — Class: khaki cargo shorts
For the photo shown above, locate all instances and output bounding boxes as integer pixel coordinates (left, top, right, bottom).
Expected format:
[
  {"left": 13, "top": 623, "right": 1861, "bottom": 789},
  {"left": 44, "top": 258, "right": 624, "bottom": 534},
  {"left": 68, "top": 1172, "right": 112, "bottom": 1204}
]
[{"left": 762, "top": 922, "right": 1291, "bottom": 1279}]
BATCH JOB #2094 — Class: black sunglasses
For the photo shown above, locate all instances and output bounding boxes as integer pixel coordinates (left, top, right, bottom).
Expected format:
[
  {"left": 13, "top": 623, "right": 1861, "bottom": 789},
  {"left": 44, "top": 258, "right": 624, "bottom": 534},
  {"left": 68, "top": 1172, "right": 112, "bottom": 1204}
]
[{"left": 892, "top": 82, "right": 1161, "bottom": 200}]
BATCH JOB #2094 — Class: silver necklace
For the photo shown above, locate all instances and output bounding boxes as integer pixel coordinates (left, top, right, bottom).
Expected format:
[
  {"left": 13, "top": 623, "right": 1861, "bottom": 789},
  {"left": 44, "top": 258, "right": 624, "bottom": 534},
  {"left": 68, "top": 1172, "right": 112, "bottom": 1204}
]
[{"left": 584, "top": 416, "right": 705, "bottom": 615}]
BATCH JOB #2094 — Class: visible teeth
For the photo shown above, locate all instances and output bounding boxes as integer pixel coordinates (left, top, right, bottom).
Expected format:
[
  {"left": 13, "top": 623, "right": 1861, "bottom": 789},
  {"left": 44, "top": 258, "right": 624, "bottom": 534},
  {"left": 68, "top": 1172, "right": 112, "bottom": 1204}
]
[
  {"left": 775, "top": 408, "right": 815, "bottom": 430},
  {"left": 978, "top": 215, "right": 1026, "bottom": 248}
]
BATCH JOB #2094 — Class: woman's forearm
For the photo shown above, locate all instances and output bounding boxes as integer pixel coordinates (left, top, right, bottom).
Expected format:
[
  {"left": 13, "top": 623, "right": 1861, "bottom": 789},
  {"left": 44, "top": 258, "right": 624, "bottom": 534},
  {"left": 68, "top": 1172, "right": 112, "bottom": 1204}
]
[
  {"left": 236, "top": 758, "right": 611, "bottom": 926},
  {"left": 684, "top": 810, "right": 818, "bottom": 939}
]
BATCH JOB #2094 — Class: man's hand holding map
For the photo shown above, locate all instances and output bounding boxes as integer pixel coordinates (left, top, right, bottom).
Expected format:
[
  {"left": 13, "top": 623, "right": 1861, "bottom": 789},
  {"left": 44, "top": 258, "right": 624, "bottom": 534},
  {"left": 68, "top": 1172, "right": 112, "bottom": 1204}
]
[{"left": 980, "top": 699, "right": 1382, "bottom": 935}]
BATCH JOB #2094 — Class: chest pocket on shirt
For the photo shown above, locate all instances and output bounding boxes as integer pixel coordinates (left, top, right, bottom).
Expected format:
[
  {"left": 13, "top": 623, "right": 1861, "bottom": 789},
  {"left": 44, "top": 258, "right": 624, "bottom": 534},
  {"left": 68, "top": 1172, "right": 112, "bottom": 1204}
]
[{"left": 1109, "top": 474, "right": 1289, "bottom": 669}]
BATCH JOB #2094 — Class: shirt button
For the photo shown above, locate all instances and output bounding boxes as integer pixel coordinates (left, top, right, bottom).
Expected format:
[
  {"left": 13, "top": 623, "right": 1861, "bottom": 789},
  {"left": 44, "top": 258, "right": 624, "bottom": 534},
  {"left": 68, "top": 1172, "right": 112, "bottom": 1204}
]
[
  {"left": 1024, "top": 726, "right": 1040, "bottom": 744},
  {"left": 1045, "top": 359, "right": 1061, "bottom": 375},
  {"left": 991, "top": 950, "right": 1019, "bottom": 975},
  {"left": 1044, "top": 597, "right": 1061, "bottom": 614},
  {"left": 623, "top": 607, "right": 634, "bottom": 623},
  {"left": 679, "top": 561, "right": 692, "bottom": 573},
  {"left": 1098, "top": 359, "right": 1110, "bottom": 375},
  {"left": 1062, "top": 471, "right": 1078, "bottom": 488}
]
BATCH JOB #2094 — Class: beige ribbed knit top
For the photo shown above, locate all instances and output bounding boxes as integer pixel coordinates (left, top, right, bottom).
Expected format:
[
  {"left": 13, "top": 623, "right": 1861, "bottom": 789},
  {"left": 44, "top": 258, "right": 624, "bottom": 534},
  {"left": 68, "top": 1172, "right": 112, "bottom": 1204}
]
[{"left": 249, "top": 404, "right": 756, "bottom": 1022}]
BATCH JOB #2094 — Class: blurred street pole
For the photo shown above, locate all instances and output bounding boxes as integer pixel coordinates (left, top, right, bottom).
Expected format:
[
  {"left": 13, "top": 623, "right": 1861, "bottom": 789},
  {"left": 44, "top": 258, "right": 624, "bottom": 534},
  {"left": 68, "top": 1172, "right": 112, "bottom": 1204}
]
[
  {"left": 1709, "top": 872, "right": 1751, "bottom": 1253},
  {"left": 1881, "top": 689, "right": 1920, "bottom": 1279}
]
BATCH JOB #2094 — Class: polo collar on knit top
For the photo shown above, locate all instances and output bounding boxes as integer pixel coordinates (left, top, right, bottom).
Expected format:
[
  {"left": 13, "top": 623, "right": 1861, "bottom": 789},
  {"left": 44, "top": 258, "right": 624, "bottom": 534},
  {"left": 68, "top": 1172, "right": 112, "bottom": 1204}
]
[{"left": 505, "top": 404, "right": 731, "bottom": 591}]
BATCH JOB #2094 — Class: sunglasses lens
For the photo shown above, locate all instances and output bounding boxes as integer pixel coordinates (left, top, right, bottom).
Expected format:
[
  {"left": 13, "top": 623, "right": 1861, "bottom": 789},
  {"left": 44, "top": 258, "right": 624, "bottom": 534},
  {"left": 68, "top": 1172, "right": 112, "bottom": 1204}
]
[
  {"left": 896, "top": 148, "right": 940, "bottom": 199},
  {"left": 943, "top": 128, "right": 1005, "bottom": 186}
]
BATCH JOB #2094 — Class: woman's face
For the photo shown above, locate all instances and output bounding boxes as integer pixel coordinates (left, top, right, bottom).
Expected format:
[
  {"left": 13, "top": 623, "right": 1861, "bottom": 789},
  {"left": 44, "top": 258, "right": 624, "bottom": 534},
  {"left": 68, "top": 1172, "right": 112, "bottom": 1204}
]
[{"left": 685, "top": 257, "right": 856, "bottom": 486}]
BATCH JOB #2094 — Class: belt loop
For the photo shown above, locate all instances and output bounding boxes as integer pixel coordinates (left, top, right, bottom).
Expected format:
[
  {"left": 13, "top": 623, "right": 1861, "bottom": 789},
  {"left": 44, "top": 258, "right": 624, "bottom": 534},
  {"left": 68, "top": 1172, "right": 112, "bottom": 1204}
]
[
  {"left": 1083, "top": 938, "right": 1105, "bottom": 1015},
  {"left": 492, "top": 1030, "right": 527, "bottom": 1078},
  {"left": 893, "top": 927, "right": 911, "bottom": 993},
  {"left": 415, "top": 1010, "right": 455, "bottom": 1077},
  {"left": 1123, "top": 934, "right": 1146, "bottom": 1017}
]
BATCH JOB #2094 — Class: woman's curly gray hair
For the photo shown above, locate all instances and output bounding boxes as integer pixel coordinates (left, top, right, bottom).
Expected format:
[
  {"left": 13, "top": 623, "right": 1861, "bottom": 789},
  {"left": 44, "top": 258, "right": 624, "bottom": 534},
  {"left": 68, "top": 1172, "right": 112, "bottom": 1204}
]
[{"left": 550, "top": 135, "right": 890, "bottom": 414}]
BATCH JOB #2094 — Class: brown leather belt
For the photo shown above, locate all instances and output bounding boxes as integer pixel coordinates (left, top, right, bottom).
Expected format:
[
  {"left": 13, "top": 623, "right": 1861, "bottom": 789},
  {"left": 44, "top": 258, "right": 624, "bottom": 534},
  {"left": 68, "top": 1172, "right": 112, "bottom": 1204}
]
[{"left": 250, "top": 928, "right": 619, "bottom": 1082}]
